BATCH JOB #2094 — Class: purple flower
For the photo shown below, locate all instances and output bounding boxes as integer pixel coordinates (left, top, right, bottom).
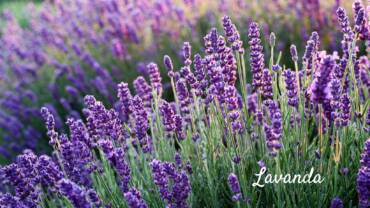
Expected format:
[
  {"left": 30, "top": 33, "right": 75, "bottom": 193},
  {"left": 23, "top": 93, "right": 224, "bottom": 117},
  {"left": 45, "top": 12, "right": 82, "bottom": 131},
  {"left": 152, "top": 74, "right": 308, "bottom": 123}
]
[
  {"left": 269, "top": 32, "right": 276, "bottom": 46},
  {"left": 132, "top": 96, "right": 152, "bottom": 153},
  {"left": 40, "top": 107, "right": 59, "bottom": 146},
  {"left": 159, "top": 100, "right": 176, "bottom": 133},
  {"left": 290, "top": 44, "right": 298, "bottom": 62},
  {"left": 193, "top": 54, "right": 208, "bottom": 96},
  {"left": 124, "top": 188, "right": 148, "bottom": 208},
  {"left": 248, "top": 22, "right": 264, "bottom": 91},
  {"left": 282, "top": 69, "right": 298, "bottom": 108},
  {"left": 262, "top": 69, "right": 273, "bottom": 100},
  {"left": 357, "top": 138, "right": 370, "bottom": 208},
  {"left": 182, "top": 42, "right": 192, "bottom": 65},
  {"left": 330, "top": 197, "right": 343, "bottom": 208},
  {"left": 147, "top": 63, "right": 162, "bottom": 96},
  {"left": 340, "top": 94, "right": 351, "bottom": 127},
  {"left": 228, "top": 173, "right": 241, "bottom": 194},
  {"left": 117, "top": 82, "right": 133, "bottom": 122},
  {"left": 83, "top": 95, "right": 123, "bottom": 141},
  {"left": 222, "top": 16, "right": 243, "bottom": 51},
  {"left": 0, "top": 193, "right": 28, "bottom": 208},
  {"left": 180, "top": 65, "right": 199, "bottom": 95},
  {"left": 36, "top": 155, "right": 63, "bottom": 188},
  {"left": 133, "top": 76, "right": 152, "bottom": 109},
  {"left": 86, "top": 189, "right": 103, "bottom": 207},
  {"left": 57, "top": 178, "right": 93, "bottom": 208},
  {"left": 163, "top": 55, "right": 174, "bottom": 72},
  {"left": 264, "top": 100, "right": 283, "bottom": 156},
  {"left": 176, "top": 78, "right": 191, "bottom": 123},
  {"left": 225, "top": 86, "right": 243, "bottom": 133},
  {"left": 336, "top": 7, "right": 354, "bottom": 42},
  {"left": 150, "top": 159, "right": 191, "bottom": 207},
  {"left": 309, "top": 55, "right": 335, "bottom": 104},
  {"left": 303, "top": 35, "right": 317, "bottom": 75}
]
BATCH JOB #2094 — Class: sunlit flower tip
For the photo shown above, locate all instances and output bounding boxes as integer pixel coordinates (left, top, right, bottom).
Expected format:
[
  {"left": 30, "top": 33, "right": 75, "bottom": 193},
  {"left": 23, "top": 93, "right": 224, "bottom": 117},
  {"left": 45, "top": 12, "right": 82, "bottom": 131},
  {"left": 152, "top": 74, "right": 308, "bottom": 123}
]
[
  {"left": 290, "top": 44, "right": 298, "bottom": 62},
  {"left": 163, "top": 55, "right": 173, "bottom": 72},
  {"left": 269, "top": 32, "right": 276, "bottom": 46},
  {"left": 272, "top": 64, "right": 281, "bottom": 72}
]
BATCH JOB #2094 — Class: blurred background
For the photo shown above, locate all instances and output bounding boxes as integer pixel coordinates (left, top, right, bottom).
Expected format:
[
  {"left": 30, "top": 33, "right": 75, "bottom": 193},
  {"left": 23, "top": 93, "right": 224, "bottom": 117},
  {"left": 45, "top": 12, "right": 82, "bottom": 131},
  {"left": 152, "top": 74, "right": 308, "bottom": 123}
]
[{"left": 0, "top": 0, "right": 358, "bottom": 164}]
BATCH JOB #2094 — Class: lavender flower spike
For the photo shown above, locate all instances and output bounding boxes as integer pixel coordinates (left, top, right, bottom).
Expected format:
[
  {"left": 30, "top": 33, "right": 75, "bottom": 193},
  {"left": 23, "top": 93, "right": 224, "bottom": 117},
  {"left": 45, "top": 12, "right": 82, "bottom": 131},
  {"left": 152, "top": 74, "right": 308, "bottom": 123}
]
[
  {"left": 357, "top": 138, "right": 370, "bottom": 208},
  {"left": 228, "top": 173, "right": 242, "bottom": 201},
  {"left": 147, "top": 63, "right": 162, "bottom": 96},
  {"left": 248, "top": 22, "right": 264, "bottom": 91},
  {"left": 124, "top": 188, "right": 148, "bottom": 208}
]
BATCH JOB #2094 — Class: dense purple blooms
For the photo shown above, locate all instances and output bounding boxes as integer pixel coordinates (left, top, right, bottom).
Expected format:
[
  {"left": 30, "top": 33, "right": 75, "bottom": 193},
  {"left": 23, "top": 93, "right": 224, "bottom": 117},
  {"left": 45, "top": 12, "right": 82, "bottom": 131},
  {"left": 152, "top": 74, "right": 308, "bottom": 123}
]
[
  {"left": 176, "top": 78, "right": 191, "bottom": 122},
  {"left": 264, "top": 100, "right": 283, "bottom": 156},
  {"left": 248, "top": 22, "right": 264, "bottom": 91},
  {"left": 357, "top": 138, "right": 370, "bottom": 208},
  {"left": 340, "top": 94, "right": 351, "bottom": 127},
  {"left": 84, "top": 95, "right": 123, "bottom": 142},
  {"left": 222, "top": 16, "right": 242, "bottom": 51},
  {"left": 57, "top": 178, "right": 93, "bottom": 208},
  {"left": 159, "top": 100, "right": 176, "bottom": 134},
  {"left": 309, "top": 55, "right": 335, "bottom": 104},
  {"left": 124, "top": 188, "right": 148, "bottom": 208},
  {"left": 262, "top": 69, "right": 273, "bottom": 100},
  {"left": 36, "top": 155, "right": 63, "bottom": 188},
  {"left": 131, "top": 96, "right": 152, "bottom": 153},
  {"left": 225, "top": 85, "right": 243, "bottom": 133},
  {"left": 133, "top": 76, "right": 153, "bottom": 109},
  {"left": 283, "top": 69, "right": 298, "bottom": 108},
  {"left": 117, "top": 82, "right": 133, "bottom": 122},
  {"left": 150, "top": 159, "right": 191, "bottom": 208},
  {"left": 336, "top": 7, "right": 354, "bottom": 42},
  {"left": 147, "top": 63, "right": 162, "bottom": 96}
]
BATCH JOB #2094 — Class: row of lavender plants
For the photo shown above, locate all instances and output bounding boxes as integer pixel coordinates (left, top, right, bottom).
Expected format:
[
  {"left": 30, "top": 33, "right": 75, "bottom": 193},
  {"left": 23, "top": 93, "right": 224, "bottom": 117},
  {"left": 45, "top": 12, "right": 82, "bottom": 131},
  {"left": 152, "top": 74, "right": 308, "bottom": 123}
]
[
  {"left": 0, "top": 0, "right": 357, "bottom": 161},
  {"left": 1, "top": 0, "right": 369, "bottom": 207}
]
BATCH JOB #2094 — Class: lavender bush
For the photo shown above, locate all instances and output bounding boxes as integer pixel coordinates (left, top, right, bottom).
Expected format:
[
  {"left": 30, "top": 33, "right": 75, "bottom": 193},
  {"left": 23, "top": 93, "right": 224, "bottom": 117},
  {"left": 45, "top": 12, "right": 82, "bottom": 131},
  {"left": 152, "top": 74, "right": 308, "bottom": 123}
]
[
  {"left": 0, "top": 0, "right": 369, "bottom": 207},
  {"left": 0, "top": 0, "right": 359, "bottom": 161}
]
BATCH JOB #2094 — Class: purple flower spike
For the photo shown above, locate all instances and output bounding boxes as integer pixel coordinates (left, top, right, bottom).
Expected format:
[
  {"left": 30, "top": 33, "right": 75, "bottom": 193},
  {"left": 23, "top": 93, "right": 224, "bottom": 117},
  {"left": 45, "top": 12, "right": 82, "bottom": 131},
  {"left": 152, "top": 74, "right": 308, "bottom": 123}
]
[
  {"left": 340, "top": 94, "right": 351, "bottom": 127},
  {"left": 133, "top": 76, "right": 152, "bottom": 109},
  {"left": 132, "top": 96, "right": 152, "bottom": 153},
  {"left": 147, "top": 63, "right": 162, "bottom": 96},
  {"left": 228, "top": 173, "right": 242, "bottom": 201},
  {"left": 150, "top": 159, "right": 191, "bottom": 207},
  {"left": 336, "top": 7, "right": 354, "bottom": 42},
  {"left": 248, "top": 22, "right": 264, "bottom": 91},
  {"left": 117, "top": 82, "right": 132, "bottom": 122},
  {"left": 124, "top": 188, "right": 148, "bottom": 208},
  {"left": 222, "top": 16, "right": 243, "bottom": 51},
  {"left": 159, "top": 101, "right": 176, "bottom": 134},
  {"left": 57, "top": 179, "right": 93, "bottom": 208},
  {"left": 182, "top": 42, "right": 192, "bottom": 65},
  {"left": 262, "top": 69, "right": 273, "bottom": 100},
  {"left": 282, "top": 69, "right": 298, "bottom": 108},
  {"left": 357, "top": 138, "right": 370, "bottom": 208},
  {"left": 309, "top": 55, "right": 335, "bottom": 104},
  {"left": 176, "top": 78, "right": 191, "bottom": 123},
  {"left": 330, "top": 197, "right": 343, "bottom": 208},
  {"left": 290, "top": 45, "right": 298, "bottom": 62},
  {"left": 164, "top": 55, "right": 174, "bottom": 78},
  {"left": 40, "top": 107, "right": 59, "bottom": 146}
]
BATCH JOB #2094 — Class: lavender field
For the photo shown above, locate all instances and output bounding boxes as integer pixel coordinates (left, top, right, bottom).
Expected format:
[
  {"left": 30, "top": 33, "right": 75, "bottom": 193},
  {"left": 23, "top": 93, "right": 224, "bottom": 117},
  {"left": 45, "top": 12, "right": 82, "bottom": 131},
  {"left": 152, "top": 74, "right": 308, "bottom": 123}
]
[{"left": 0, "top": 0, "right": 369, "bottom": 207}]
